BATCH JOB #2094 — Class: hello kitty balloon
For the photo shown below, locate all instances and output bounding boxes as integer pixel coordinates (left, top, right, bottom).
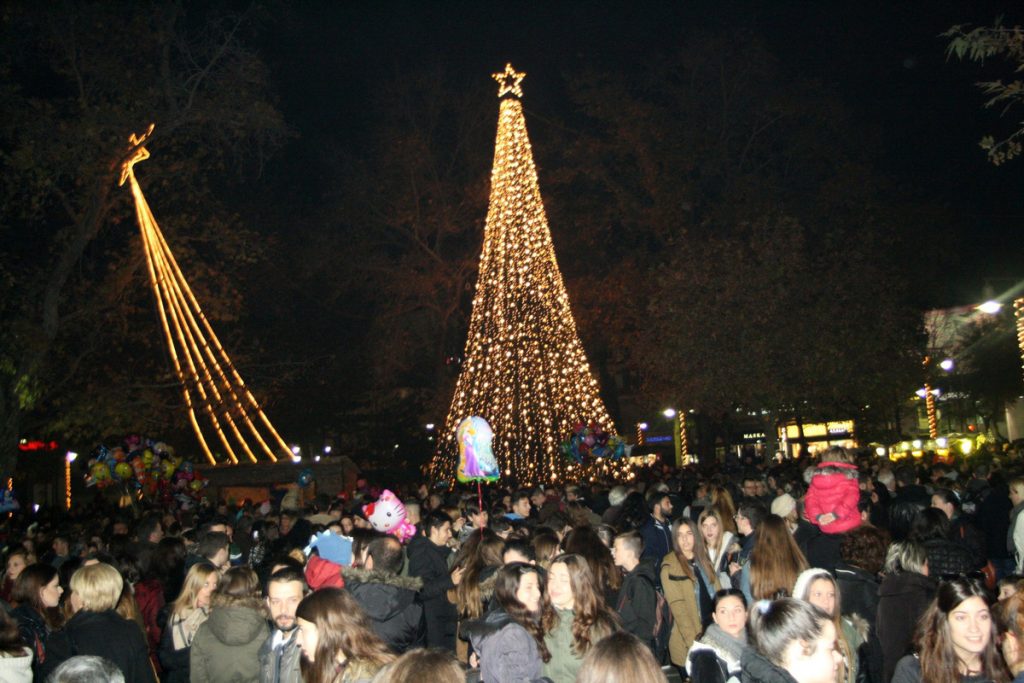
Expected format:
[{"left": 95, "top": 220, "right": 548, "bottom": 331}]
[{"left": 362, "top": 489, "right": 417, "bottom": 542}]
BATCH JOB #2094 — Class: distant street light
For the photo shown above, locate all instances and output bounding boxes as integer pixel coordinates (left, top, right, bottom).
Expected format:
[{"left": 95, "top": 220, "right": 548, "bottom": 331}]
[
  {"left": 940, "top": 359, "right": 954, "bottom": 371},
  {"left": 662, "top": 408, "right": 677, "bottom": 419},
  {"left": 977, "top": 300, "right": 1003, "bottom": 314}
]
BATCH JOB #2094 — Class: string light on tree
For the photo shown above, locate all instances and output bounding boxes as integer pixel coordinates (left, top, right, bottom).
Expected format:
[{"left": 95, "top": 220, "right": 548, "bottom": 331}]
[
  {"left": 432, "top": 65, "right": 618, "bottom": 484},
  {"left": 120, "top": 126, "right": 290, "bottom": 465}
]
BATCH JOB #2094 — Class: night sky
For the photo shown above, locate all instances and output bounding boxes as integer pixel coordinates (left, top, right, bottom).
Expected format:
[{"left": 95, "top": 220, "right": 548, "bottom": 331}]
[{"left": 254, "top": 0, "right": 1024, "bottom": 304}]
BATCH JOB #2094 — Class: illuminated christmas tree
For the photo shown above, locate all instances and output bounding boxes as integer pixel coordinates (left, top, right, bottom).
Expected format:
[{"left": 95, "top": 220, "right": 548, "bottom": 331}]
[{"left": 432, "top": 65, "right": 616, "bottom": 484}]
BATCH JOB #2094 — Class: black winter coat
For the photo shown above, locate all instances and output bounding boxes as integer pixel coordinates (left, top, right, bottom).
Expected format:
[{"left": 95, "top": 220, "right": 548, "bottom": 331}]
[
  {"left": 740, "top": 648, "right": 800, "bottom": 683},
  {"left": 11, "top": 605, "right": 51, "bottom": 673},
  {"left": 343, "top": 566, "right": 426, "bottom": 653},
  {"left": 835, "top": 563, "right": 883, "bottom": 683},
  {"left": 40, "top": 609, "right": 156, "bottom": 683},
  {"left": 615, "top": 560, "right": 660, "bottom": 651},
  {"left": 921, "top": 537, "right": 974, "bottom": 579},
  {"left": 877, "top": 571, "right": 936, "bottom": 683},
  {"left": 407, "top": 534, "right": 456, "bottom": 650}
]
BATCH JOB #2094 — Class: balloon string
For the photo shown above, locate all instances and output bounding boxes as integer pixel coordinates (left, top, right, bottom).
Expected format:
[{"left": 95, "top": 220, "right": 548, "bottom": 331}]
[{"left": 478, "top": 481, "right": 485, "bottom": 528}]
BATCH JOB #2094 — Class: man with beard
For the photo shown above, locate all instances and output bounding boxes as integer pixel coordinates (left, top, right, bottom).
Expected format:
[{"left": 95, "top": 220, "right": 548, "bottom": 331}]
[{"left": 258, "top": 568, "right": 307, "bottom": 683}]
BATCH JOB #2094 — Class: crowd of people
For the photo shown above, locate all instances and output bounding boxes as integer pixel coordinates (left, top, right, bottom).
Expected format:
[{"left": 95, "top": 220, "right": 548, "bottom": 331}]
[{"left": 0, "top": 444, "right": 1023, "bottom": 682}]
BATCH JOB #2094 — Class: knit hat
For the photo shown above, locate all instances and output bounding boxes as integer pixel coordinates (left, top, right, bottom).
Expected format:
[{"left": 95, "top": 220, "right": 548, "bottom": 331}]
[
  {"left": 305, "top": 555, "right": 345, "bottom": 591},
  {"left": 771, "top": 493, "right": 797, "bottom": 519},
  {"left": 792, "top": 567, "right": 833, "bottom": 602}
]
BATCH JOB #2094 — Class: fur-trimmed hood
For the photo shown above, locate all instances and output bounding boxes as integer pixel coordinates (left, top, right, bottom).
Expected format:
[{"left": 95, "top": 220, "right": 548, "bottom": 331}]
[
  {"left": 341, "top": 565, "right": 423, "bottom": 591},
  {"left": 813, "top": 462, "right": 859, "bottom": 479},
  {"left": 342, "top": 566, "right": 424, "bottom": 625},
  {"left": 478, "top": 566, "right": 499, "bottom": 602},
  {"left": 845, "top": 612, "right": 870, "bottom": 644}
]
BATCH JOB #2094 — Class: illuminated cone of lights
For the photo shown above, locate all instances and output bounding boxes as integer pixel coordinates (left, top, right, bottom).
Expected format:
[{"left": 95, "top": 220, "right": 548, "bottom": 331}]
[
  {"left": 431, "top": 65, "right": 616, "bottom": 484},
  {"left": 119, "top": 125, "right": 290, "bottom": 465}
]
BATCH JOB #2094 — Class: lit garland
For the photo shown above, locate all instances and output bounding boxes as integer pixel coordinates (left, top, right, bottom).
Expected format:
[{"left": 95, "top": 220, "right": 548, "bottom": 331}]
[
  {"left": 432, "top": 66, "right": 618, "bottom": 484},
  {"left": 1016, "top": 298, "right": 1024, "bottom": 383},
  {"left": 119, "top": 125, "right": 289, "bottom": 465},
  {"left": 64, "top": 458, "right": 71, "bottom": 510},
  {"left": 924, "top": 382, "right": 938, "bottom": 439},
  {"left": 679, "top": 413, "right": 691, "bottom": 464}
]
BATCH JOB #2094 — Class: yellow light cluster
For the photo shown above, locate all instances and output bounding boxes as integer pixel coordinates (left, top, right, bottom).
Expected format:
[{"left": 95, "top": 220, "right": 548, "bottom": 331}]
[
  {"left": 432, "top": 68, "right": 620, "bottom": 484},
  {"left": 120, "top": 125, "right": 290, "bottom": 465}
]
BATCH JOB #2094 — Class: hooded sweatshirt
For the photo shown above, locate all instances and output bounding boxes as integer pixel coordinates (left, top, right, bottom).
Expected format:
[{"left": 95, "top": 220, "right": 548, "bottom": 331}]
[{"left": 190, "top": 604, "right": 270, "bottom": 683}]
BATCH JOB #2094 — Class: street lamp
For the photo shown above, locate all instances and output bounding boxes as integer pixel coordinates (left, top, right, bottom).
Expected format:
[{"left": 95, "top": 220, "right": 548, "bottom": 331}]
[
  {"left": 939, "top": 359, "right": 954, "bottom": 372},
  {"left": 977, "top": 300, "right": 1003, "bottom": 314}
]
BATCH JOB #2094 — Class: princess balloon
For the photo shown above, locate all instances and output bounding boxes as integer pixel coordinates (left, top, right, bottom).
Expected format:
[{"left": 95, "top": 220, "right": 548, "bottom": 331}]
[{"left": 457, "top": 416, "right": 499, "bottom": 482}]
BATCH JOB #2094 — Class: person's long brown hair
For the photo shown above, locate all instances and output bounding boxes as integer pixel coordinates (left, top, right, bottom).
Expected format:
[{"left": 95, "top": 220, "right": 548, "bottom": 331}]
[
  {"left": 671, "top": 518, "right": 720, "bottom": 591},
  {"left": 548, "top": 554, "right": 618, "bottom": 656},
  {"left": 453, "top": 530, "right": 504, "bottom": 619},
  {"left": 915, "top": 578, "right": 1008, "bottom": 683},
  {"left": 562, "top": 526, "right": 622, "bottom": 594},
  {"left": 749, "top": 514, "right": 807, "bottom": 600},
  {"left": 296, "top": 587, "right": 394, "bottom": 683},
  {"left": 495, "top": 563, "right": 556, "bottom": 662},
  {"left": 12, "top": 564, "right": 63, "bottom": 630},
  {"left": 710, "top": 486, "right": 738, "bottom": 535}
]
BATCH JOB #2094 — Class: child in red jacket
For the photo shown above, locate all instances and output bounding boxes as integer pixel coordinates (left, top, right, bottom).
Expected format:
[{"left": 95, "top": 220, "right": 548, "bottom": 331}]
[{"left": 803, "top": 446, "right": 861, "bottom": 534}]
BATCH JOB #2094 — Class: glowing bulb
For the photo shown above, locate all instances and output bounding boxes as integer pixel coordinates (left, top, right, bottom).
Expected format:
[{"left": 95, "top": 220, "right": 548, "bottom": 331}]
[{"left": 978, "top": 300, "right": 1003, "bottom": 314}]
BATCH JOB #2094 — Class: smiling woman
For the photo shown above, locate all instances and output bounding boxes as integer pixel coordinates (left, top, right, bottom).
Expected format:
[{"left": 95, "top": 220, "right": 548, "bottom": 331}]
[{"left": 891, "top": 578, "right": 1009, "bottom": 683}]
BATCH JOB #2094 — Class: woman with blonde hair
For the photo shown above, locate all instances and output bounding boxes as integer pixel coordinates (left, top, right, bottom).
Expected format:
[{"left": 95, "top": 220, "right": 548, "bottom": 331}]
[
  {"left": 543, "top": 553, "right": 619, "bottom": 682},
  {"left": 157, "top": 561, "right": 217, "bottom": 682},
  {"left": 740, "top": 513, "right": 808, "bottom": 603},
  {"left": 576, "top": 631, "right": 668, "bottom": 683},
  {"left": 190, "top": 566, "right": 269, "bottom": 682},
  {"left": 296, "top": 587, "right": 395, "bottom": 683},
  {"left": 698, "top": 508, "right": 737, "bottom": 578},
  {"left": 793, "top": 568, "right": 864, "bottom": 683},
  {"left": 662, "top": 517, "right": 720, "bottom": 668},
  {"left": 451, "top": 529, "right": 504, "bottom": 663},
  {"left": 39, "top": 563, "right": 155, "bottom": 682}
]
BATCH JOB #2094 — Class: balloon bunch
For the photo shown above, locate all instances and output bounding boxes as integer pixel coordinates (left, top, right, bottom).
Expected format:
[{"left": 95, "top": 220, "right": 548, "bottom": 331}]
[
  {"left": 84, "top": 436, "right": 208, "bottom": 501},
  {"left": 560, "top": 422, "right": 626, "bottom": 465}
]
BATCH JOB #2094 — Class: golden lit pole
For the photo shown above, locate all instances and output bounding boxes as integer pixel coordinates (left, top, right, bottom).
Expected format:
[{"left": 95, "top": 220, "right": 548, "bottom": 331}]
[
  {"left": 432, "top": 65, "right": 617, "bottom": 483},
  {"left": 680, "top": 412, "right": 691, "bottom": 464},
  {"left": 119, "top": 125, "right": 290, "bottom": 465},
  {"left": 1016, "top": 297, "right": 1024, "bottom": 383},
  {"left": 922, "top": 356, "right": 938, "bottom": 439},
  {"left": 64, "top": 452, "right": 76, "bottom": 510}
]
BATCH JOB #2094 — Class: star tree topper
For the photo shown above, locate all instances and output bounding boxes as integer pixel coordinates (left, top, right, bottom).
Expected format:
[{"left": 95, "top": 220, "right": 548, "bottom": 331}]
[{"left": 492, "top": 63, "right": 526, "bottom": 98}]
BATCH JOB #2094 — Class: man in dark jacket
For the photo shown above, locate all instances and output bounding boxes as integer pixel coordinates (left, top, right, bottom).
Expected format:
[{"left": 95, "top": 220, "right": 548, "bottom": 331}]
[
  {"left": 612, "top": 531, "right": 659, "bottom": 653},
  {"left": 639, "top": 490, "right": 673, "bottom": 561},
  {"left": 258, "top": 567, "right": 306, "bottom": 683},
  {"left": 346, "top": 535, "right": 426, "bottom": 652},
  {"left": 407, "top": 511, "right": 463, "bottom": 651}
]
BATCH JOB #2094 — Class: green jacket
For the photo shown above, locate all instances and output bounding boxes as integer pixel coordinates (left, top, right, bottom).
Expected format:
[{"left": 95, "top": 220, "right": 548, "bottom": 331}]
[
  {"left": 542, "top": 608, "right": 581, "bottom": 683},
  {"left": 190, "top": 605, "right": 270, "bottom": 682}
]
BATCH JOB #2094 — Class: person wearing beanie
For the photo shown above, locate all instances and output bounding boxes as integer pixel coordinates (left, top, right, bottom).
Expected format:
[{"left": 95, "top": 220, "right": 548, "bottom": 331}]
[
  {"left": 771, "top": 495, "right": 798, "bottom": 532},
  {"left": 793, "top": 568, "right": 868, "bottom": 683}
]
